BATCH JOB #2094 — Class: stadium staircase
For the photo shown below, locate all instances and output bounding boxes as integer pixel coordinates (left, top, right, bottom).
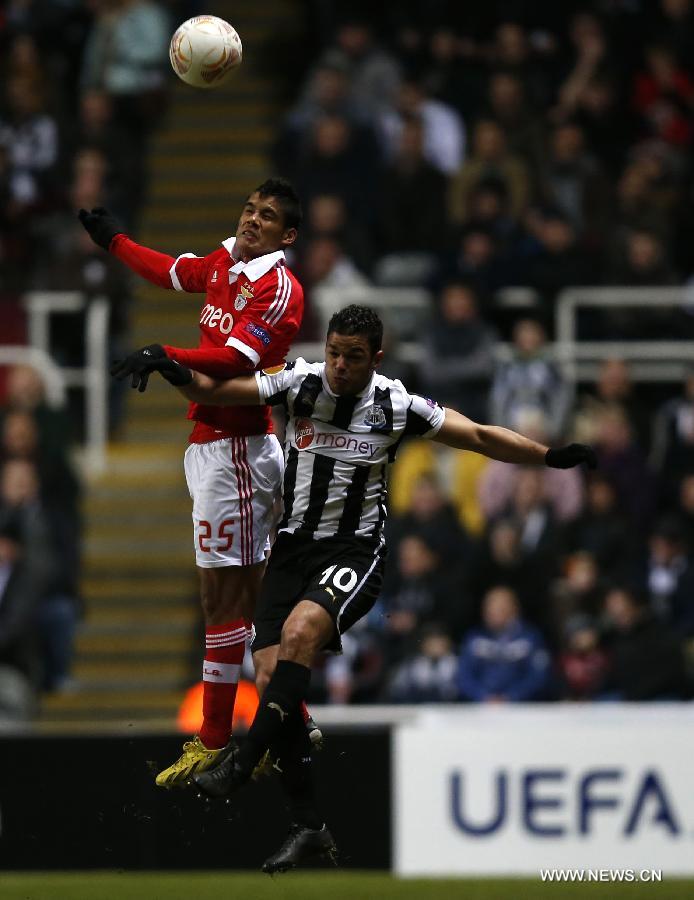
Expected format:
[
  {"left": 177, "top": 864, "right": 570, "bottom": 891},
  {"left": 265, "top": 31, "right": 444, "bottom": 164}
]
[{"left": 40, "top": 0, "right": 301, "bottom": 729}]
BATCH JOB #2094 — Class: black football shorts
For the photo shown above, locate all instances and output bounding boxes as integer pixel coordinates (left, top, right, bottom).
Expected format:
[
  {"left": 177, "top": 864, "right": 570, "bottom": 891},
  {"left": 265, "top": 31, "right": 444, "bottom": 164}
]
[{"left": 252, "top": 531, "right": 386, "bottom": 653}]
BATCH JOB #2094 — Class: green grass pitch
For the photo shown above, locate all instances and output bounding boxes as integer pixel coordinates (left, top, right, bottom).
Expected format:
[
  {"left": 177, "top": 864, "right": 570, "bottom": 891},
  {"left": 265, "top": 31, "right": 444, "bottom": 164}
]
[{"left": 1, "top": 873, "right": 693, "bottom": 900}]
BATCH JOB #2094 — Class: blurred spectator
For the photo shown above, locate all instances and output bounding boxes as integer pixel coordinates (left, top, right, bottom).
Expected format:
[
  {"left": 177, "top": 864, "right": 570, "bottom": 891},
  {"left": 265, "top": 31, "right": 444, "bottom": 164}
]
[
  {"left": 489, "top": 318, "right": 571, "bottom": 439},
  {"left": 610, "top": 228, "right": 677, "bottom": 287},
  {"left": 385, "top": 623, "right": 459, "bottom": 703},
  {"left": 677, "top": 473, "right": 694, "bottom": 537},
  {"left": 301, "top": 235, "right": 369, "bottom": 292},
  {"left": 645, "top": 517, "right": 694, "bottom": 637},
  {"left": 551, "top": 551, "right": 605, "bottom": 642},
  {"left": 449, "top": 119, "right": 530, "bottom": 224},
  {"left": 445, "top": 226, "right": 514, "bottom": 297},
  {"left": 381, "top": 78, "right": 465, "bottom": 176},
  {"left": 540, "top": 122, "right": 612, "bottom": 239},
  {"left": 80, "top": 0, "right": 170, "bottom": 123},
  {"left": 613, "top": 143, "right": 679, "bottom": 241},
  {"left": 463, "top": 178, "right": 520, "bottom": 252},
  {"left": 0, "top": 508, "right": 42, "bottom": 689},
  {"left": 526, "top": 211, "right": 593, "bottom": 317},
  {"left": 490, "top": 21, "right": 554, "bottom": 107},
  {"left": 573, "top": 358, "right": 651, "bottom": 451},
  {"left": 302, "top": 193, "right": 371, "bottom": 272},
  {"left": 457, "top": 585, "right": 551, "bottom": 702},
  {"left": 562, "top": 473, "right": 634, "bottom": 575},
  {"left": 0, "top": 458, "right": 78, "bottom": 690},
  {"left": 274, "top": 62, "right": 381, "bottom": 193},
  {"left": 379, "top": 533, "right": 467, "bottom": 664},
  {"left": 465, "top": 517, "right": 548, "bottom": 629},
  {"left": 69, "top": 90, "right": 142, "bottom": 224},
  {"left": 602, "top": 584, "right": 688, "bottom": 700},
  {"left": 553, "top": 12, "right": 610, "bottom": 123},
  {"left": 593, "top": 406, "right": 656, "bottom": 531},
  {"left": 633, "top": 44, "right": 694, "bottom": 148},
  {"left": 378, "top": 115, "right": 448, "bottom": 256},
  {"left": 479, "top": 408, "right": 584, "bottom": 525},
  {"left": 3, "top": 364, "right": 71, "bottom": 459},
  {"left": 314, "top": 17, "right": 401, "bottom": 120},
  {"left": 294, "top": 114, "right": 377, "bottom": 224},
  {"left": 650, "top": 368, "right": 694, "bottom": 492},
  {"left": 558, "top": 614, "right": 610, "bottom": 701},
  {"left": 388, "top": 439, "right": 489, "bottom": 538},
  {"left": 418, "top": 282, "right": 497, "bottom": 422},
  {"left": 653, "top": 0, "right": 694, "bottom": 66},
  {"left": 486, "top": 71, "right": 545, "bottom": 174},
  {"left": 574, "top": 77, "right": 637, "bottom": 177},
  {"left": 322, "top": 619, "right": 385, "bottom": 705},
  {"left": 0, "top": 76, "right": 59, "bottom": 212},
  {"left": 0, "top": 408, "right": 80, "bottom": 524},
  {"left": 422, "top": 27, "right": 485, "bottom": 120},
  {"left": 386, "top": 472, "right": 468, "bottom": 570}
]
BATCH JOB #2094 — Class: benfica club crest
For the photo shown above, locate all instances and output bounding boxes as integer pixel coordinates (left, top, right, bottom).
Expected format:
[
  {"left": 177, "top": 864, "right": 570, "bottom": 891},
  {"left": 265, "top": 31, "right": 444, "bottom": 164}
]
[
  {"left": 235, "top": 282, "right": 254, "bottom": 311},
  {"left": 364, "top": 405, "right": 387, "bottom": 428}
]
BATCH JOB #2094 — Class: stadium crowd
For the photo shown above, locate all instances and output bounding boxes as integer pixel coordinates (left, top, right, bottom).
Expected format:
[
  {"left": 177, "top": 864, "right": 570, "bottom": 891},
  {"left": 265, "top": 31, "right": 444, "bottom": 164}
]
[{"left": 2, "top": 0, "right": 694, "bottom": 713}]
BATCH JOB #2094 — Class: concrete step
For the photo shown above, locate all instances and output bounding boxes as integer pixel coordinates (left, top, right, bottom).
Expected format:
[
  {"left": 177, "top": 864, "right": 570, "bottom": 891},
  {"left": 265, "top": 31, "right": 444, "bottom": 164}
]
[
  {"left": 76, "top": 632, "right": 192, "bottom": 655},
  {"left": 84, "top": 605, "right": 197, "bottom": 628},
  {"left": 82, "top": 496, "right": 190, "bottom": 525},
  {"left": 152, "top": 125, "right": 272, "bottom": 148},
  {"left": 81, "top": 573, "right": 193, "bottom": 597},
  {"left": 40, "top": 689, "right": 183, "bottom": 714},
  {"left": 147, "top": 179, "right": 257, "bottom": 201},
  {"left": 73, "top": 658, "right": 190, "bottom": 684}
]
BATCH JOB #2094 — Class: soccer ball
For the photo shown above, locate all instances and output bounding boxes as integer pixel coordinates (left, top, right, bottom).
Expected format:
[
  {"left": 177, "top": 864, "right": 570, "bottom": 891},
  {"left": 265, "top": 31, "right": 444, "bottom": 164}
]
[{"left": 169, "top": 15, "right": 242, "bottom": 89}]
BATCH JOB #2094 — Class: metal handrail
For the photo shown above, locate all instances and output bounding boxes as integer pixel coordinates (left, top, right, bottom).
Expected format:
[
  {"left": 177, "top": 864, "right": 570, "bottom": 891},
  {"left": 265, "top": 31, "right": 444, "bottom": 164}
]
[{"left": 21, "top": 292, "right": 110, "bottom": 473}]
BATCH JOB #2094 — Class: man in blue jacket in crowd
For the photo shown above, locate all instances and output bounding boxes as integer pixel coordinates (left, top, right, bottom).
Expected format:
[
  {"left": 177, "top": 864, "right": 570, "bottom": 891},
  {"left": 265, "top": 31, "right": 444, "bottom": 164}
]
[{"left": 458, "top": 585, "right": 550, "bottom": 702}]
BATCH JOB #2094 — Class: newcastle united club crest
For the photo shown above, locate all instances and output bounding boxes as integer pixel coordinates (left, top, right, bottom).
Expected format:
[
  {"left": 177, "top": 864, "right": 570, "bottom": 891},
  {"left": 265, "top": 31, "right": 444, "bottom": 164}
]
[{"left": 364, "top": 404, "right": 387, "bottom": 428}]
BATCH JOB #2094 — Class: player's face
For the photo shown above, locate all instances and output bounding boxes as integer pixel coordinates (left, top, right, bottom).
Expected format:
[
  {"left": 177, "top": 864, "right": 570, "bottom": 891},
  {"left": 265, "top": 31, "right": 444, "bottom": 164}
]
[
  {"left": 325, "top": 332, "right": 383, "bottom": 395},
  {"left": 234, "top": 192, "right": 297, "bottom": 261}
]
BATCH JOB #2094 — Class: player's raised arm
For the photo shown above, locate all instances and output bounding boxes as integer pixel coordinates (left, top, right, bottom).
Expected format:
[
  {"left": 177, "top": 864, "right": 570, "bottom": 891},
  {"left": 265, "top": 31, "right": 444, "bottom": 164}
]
[
  {"left": 434, "top": 407, "right": 597, "bottom": 469},
  {"left": 78, "top": 208, "right": 212, "bottom": 292}
]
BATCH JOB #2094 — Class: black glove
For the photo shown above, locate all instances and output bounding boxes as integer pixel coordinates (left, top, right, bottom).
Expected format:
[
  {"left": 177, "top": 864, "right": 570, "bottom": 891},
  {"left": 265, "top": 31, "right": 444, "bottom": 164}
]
[
  {"left": 77, "top": 207, "right": 123, "bottom": 251},
  {"left": 158, "top": 359, "right": 193, "bottom": 387},
  {"left": 110, "top": 344, "right": 168, "bottom": 393},
  {"left": 545, "top": 443, "right": 597, "bottom": 470}
]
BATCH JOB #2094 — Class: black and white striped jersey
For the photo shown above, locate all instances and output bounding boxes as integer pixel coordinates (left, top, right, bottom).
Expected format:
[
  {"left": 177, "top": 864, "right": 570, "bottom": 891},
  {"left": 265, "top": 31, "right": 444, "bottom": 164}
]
[{"left": 255, "top": 358, "right": 446, "bottom": 541}]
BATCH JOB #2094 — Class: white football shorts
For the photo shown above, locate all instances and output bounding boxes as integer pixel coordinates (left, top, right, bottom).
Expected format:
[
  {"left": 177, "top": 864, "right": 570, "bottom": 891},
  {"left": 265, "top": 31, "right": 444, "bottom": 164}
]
[{"left": 184, "top": 434, "right": 284, "bottom": 568}]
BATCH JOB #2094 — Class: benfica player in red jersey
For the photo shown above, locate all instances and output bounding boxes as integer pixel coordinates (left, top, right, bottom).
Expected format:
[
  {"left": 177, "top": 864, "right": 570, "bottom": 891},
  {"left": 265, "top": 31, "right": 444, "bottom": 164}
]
[{"left": 79, "top": 178, "right": 313, "bottom": 786}]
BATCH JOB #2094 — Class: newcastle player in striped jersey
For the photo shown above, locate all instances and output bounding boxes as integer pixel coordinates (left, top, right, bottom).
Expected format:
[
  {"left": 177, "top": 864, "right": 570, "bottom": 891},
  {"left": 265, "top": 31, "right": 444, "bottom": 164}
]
[{"left": 141, "top": 304, "right": 596, "bottom": 872}]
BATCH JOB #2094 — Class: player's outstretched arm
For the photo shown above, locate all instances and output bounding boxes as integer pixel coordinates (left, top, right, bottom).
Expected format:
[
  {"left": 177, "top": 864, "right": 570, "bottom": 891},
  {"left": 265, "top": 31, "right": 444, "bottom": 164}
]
[
  {"left": 174, "top": 369, "right": 261, "bottom": 407},
  {"left": 434, "top": 407, "right": 597, "bottom": 469}
]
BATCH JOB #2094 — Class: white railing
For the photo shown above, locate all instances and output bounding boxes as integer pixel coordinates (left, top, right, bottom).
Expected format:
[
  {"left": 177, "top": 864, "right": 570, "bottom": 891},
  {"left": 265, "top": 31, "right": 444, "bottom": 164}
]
[
  {"left": 22, "top": 291, "right": 110, "bottom": 473},
  {"left": 556, "top": 287, "right": 694, "bottom": 382},
  {"left": 312, "top": 285, "right": 694, "bottom": 383}
]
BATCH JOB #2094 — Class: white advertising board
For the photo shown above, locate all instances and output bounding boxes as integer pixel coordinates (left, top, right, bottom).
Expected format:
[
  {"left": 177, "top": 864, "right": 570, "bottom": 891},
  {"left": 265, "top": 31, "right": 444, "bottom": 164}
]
[{"left": 393, "top": 705, "right": 694, "bottom": 876}]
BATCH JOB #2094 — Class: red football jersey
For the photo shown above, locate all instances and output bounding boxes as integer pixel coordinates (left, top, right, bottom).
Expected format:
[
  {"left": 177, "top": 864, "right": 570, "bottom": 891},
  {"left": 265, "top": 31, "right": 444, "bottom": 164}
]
[
  {"left": 112, "top": 233, "right": 304, "bottom": 442},
  {"left": 172, "top": 238, "right": 303, "bottom": 441}
]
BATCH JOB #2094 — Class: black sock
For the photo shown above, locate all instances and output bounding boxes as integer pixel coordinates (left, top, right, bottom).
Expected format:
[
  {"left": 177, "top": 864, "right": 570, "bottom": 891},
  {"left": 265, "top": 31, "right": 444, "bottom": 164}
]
[
  {"left": 237, "top": 660, "right": 311, "bottom": 777},
  {"left": 270, "top": 712, "right": 323, "bottom": 831}
]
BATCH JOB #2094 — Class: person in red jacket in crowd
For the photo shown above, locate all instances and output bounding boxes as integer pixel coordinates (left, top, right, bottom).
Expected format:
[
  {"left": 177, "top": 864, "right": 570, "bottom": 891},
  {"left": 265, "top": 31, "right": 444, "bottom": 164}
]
[{"left": 79, "top": 178, "right": 318, "bottom": 786}]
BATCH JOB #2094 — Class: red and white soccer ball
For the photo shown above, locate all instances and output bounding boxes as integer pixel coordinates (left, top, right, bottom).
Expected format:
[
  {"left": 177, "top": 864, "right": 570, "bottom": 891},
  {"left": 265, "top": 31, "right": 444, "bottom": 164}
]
[{"left": 169, "top": 15, "right": 242, "bottom": 89}]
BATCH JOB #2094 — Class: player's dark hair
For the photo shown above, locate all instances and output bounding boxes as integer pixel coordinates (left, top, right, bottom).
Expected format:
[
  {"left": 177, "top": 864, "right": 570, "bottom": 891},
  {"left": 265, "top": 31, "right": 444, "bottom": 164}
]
[
  {"left": 327, "top": 305, "right": 383, "bottom": 355},
  {"left": 253, "top": 177, "right": 303, "bottom": 231}
]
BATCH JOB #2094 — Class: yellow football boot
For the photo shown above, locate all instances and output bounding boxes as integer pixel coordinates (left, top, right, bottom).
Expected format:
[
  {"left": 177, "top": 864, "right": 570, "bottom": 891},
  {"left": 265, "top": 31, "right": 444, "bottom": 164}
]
[{"left": 155, "top": 736, "right": 226, "bottom": 788}]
